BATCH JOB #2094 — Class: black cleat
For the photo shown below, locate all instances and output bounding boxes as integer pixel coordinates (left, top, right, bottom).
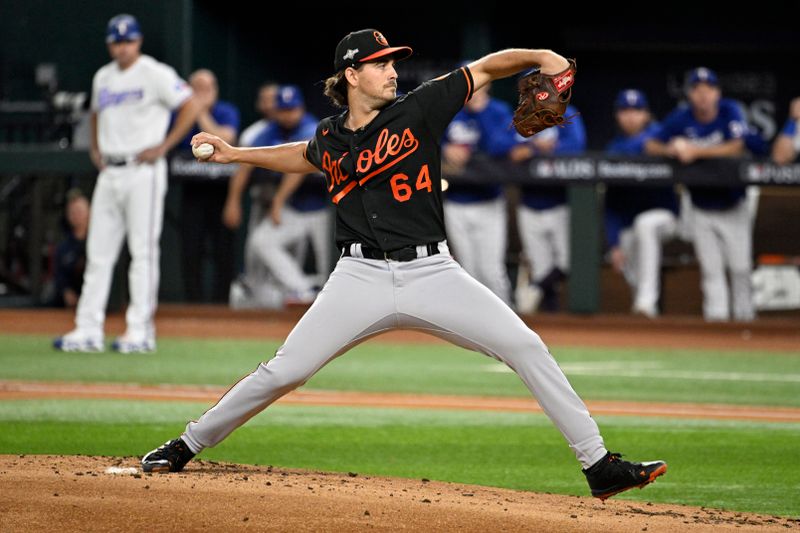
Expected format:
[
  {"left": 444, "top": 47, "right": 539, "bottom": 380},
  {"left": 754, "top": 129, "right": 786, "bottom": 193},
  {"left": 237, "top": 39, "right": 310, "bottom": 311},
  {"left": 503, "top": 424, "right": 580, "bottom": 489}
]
[
  {"left": 141, "top": 438, "right": 195, "bottom": 473},
  {"left": 583, "top": 451, "right": 667, "bottom": 500}
]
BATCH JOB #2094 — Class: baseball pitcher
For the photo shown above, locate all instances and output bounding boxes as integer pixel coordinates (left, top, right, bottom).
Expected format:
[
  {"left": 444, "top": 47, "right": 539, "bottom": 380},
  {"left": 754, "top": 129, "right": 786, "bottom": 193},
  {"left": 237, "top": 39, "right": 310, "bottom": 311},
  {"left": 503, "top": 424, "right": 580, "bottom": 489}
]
[{"left": 142, "top": 29, "right": 667, "bottom": 500}]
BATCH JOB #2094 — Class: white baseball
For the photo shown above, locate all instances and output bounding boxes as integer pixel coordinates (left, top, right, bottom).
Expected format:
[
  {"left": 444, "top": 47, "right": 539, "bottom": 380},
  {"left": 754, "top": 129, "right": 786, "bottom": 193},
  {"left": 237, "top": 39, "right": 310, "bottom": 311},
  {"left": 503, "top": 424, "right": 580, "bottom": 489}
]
[{"left": 192, "top": 142, "right": 214, "bottom": 160}]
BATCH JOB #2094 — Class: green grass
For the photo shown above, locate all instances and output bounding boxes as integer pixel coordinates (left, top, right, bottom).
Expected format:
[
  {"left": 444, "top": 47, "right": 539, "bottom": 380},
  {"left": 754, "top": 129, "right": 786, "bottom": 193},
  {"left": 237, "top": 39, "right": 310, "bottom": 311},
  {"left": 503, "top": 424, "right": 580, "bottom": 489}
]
[
  {"left": 1, "top": 334, "right": 799, "bottom": 406},
  {"left": 0, "top": 399, "right": 798, "bottom": 517},
  {"left": 2, "top": 334, "right": 797, "bottom": 517}
]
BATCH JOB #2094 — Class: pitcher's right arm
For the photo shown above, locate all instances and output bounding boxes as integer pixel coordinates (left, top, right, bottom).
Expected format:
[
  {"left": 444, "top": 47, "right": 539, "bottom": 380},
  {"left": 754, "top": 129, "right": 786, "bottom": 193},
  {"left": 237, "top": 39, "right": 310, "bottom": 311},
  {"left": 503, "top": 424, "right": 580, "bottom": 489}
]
[{"left": 191, "top": 132, "right": 318, "bottom": 174}]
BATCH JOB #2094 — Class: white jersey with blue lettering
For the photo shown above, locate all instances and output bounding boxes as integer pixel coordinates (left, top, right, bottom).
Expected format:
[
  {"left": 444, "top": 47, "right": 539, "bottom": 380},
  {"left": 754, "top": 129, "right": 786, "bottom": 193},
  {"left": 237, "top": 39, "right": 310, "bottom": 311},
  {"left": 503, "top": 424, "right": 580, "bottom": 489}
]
[
  {"left": 91, "top": 54, "right": 191, "bottom": 156},
  {"left": 65, "top": 54, "right": 192, "bottom": 351}
]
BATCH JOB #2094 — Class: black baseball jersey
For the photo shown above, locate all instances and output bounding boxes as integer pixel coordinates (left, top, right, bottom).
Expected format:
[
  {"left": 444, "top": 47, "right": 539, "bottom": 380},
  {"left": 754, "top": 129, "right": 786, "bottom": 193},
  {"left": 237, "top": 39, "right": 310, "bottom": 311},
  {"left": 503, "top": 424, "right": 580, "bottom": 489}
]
[{"left": 304, "top": 66, "right": 475, "bottom": 250}]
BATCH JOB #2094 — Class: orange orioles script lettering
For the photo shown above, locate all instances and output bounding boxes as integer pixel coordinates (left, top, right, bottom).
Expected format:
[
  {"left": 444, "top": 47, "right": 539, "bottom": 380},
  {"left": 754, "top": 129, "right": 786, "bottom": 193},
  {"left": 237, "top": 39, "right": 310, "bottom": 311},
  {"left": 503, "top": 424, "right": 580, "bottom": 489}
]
[
  {"left": 321, "top": 151, "right": 350, "bottom": 192},
  {"left": 356, "top": 127, "right": 420, "bottom": 184}
]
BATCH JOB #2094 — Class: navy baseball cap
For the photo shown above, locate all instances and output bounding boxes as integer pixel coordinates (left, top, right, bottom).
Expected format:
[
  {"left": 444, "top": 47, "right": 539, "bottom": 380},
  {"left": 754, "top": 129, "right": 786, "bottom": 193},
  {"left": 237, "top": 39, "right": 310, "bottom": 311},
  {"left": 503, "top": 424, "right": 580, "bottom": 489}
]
[
  {"left": 614, "top": 89, "right": 649, "bottom": 110},
  {"left": 334, "top": 29, "right": 412, "bottom": 72},
  {"left": 275, "top": 85, "right": 304, "bottom": 109},
  {"left": 686, "top": 67, "right": 719, "bottom": 87},
  {"left": 106, "top": 14, "right": 142, "bottom": 43}
]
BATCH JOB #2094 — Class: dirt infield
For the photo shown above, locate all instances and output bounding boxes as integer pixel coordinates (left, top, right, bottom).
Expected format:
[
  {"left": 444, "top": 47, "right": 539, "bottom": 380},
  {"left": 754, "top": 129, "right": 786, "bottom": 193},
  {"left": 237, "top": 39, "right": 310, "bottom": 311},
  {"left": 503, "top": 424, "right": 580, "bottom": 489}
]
[
  {"left": 3, "top": 380, "right": 800, "bottom": 423},
  {"left": 1, "top": 455, "right": 797, "bottom": 532}
]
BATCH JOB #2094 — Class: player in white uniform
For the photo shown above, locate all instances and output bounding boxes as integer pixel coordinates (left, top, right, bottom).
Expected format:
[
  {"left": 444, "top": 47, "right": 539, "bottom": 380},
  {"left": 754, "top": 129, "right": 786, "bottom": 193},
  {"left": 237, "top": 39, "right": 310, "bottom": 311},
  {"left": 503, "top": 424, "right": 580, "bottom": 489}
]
[{"left": 53, "top": 14, "right": 200, "bottom": 353}]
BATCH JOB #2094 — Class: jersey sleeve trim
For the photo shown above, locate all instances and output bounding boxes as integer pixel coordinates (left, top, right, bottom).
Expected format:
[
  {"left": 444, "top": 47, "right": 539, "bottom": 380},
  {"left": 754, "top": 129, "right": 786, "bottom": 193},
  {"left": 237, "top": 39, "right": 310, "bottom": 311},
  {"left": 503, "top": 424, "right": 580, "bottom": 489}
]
[{"left": 460, "top": 66, "right": 474, "bottom": 104}]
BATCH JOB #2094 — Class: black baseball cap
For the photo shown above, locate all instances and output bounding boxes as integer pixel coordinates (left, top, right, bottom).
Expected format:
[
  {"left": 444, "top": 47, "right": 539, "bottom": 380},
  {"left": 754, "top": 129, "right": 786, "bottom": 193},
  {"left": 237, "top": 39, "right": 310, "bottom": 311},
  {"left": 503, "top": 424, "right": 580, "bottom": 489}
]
[{"left": 334, "top": 29, "right": 413, "bottom": 73}]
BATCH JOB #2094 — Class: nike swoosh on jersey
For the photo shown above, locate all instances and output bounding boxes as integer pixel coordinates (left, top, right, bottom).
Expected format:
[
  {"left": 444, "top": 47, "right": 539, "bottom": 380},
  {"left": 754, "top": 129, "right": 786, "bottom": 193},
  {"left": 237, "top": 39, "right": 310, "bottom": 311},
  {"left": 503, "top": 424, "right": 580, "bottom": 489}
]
[{"left": 322, "top": 128, "right": 330, "bottom": 136}]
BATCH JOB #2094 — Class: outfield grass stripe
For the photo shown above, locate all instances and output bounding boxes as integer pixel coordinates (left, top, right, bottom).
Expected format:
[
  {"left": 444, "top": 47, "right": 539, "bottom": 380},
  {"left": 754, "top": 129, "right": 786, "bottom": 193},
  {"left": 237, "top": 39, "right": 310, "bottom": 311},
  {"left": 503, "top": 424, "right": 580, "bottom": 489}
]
[
  {"left": 3, "top": 380, "right": 800, "bottom": 422},
  {"left": 2, "top": 334, "right": 799, "bottom": 407}
]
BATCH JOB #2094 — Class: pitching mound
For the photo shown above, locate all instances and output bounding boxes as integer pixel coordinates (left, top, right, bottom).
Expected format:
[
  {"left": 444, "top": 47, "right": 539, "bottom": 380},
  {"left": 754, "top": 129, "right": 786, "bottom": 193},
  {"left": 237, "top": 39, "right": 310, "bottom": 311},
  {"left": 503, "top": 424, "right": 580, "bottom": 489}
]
[{"left": 0, "top": 455, "right": 796, "bottom": 532}]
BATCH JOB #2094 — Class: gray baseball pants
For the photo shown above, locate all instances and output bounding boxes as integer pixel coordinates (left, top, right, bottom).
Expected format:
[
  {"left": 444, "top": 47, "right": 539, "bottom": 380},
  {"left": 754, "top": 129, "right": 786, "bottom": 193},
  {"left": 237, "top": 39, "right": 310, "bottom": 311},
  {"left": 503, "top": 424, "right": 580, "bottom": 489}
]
[{"left": 182, "top": 241, "right": 607, "bottom": 469}]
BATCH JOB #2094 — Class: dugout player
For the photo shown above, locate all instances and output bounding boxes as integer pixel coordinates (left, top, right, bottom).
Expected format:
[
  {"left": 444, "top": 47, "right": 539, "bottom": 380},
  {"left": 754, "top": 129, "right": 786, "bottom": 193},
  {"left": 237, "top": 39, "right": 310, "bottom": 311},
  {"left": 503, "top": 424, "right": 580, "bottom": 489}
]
[
  {"left": 605, "top": 89, "right": 678, "bottom": 318},
  {"left": 772, "top": 97, "right": 800, "bottom": 165},
  {"left": 511, "top": 103, "right": 587, "bottom": 313},
  {"left": 441, "top": 79, "right": 517, "bottom": 304},
  {"left": 178, "top": 69, "right": 241, "bottom": 303},
  {"left": 52, "top": 189, "right": 90, "bottom": 308},
  {"left": 223, "top": 85, "right": 330, "bottom": 306},
  {"left": 54, "top": 14, "right": 201, "bottom": 353},
  {"left": 240, "top": 83, "right": 279, "bottom": 148},
  {"left": 142, "top": 29, "right": 667, "bottom": 500},
  {"left": 236, "top": 82, "right": 281, "bottom": 284},
  {"left": 646, "top": 67, "right": 754, "bottom": 322}
]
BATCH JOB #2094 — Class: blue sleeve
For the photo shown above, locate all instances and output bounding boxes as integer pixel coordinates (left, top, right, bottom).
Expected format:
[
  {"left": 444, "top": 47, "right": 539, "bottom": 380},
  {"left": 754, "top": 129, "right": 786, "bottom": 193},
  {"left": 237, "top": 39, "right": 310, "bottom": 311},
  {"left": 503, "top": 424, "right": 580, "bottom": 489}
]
[
  {"left": 300, "top": 124, "right": 317, "bottom": 140},
  {"left": 554, "top": 108, "right": 586, "bottom": 154},
  {"left": 480, "top": 103, "right": 517, "bottom": 157},
  {"left": 644, "top": 122, "right": 661, "bottom": 139},
  {"left": 722, "top": 100, "right": 746, "bottom": 140},
  {"left": 606, "top": 137, "right": 622, "bottom": 155},
  {"left": 605, "top": 209, "right": 624, "bottom": 248},
  {"left": 653, "top": 110, "right": 682, "bottom": 142},
  {"left": 782, "top": 118, "right": 797, "bottom": 136},
  {"left": 650, "top": 123, "right": 667, "bottom": 143},
  {"left": 297, "top": 116, "right": 318, "bottom": 141},
  {"left": 303, "top": 121, "right": 326, "bottom": 171},
  {"left": 215, "top": 102, "right": 240, "bottom": 131},
  {"left": 443, "top": 113, "right": 467, "bottom": 145},
  {"left": 252, "top": 124, "right": 277, "bottom": 147},
  {"left": 745, "top": 128, "right": 769, "bottom": 156}
]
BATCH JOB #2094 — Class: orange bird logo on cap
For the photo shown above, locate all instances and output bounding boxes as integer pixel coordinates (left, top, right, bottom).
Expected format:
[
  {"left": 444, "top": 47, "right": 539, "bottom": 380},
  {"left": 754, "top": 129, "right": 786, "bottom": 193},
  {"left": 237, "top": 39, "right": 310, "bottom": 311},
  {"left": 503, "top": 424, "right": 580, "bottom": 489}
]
[{"left": 374, "top": 31, "right": 388, "bottom": 46}]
